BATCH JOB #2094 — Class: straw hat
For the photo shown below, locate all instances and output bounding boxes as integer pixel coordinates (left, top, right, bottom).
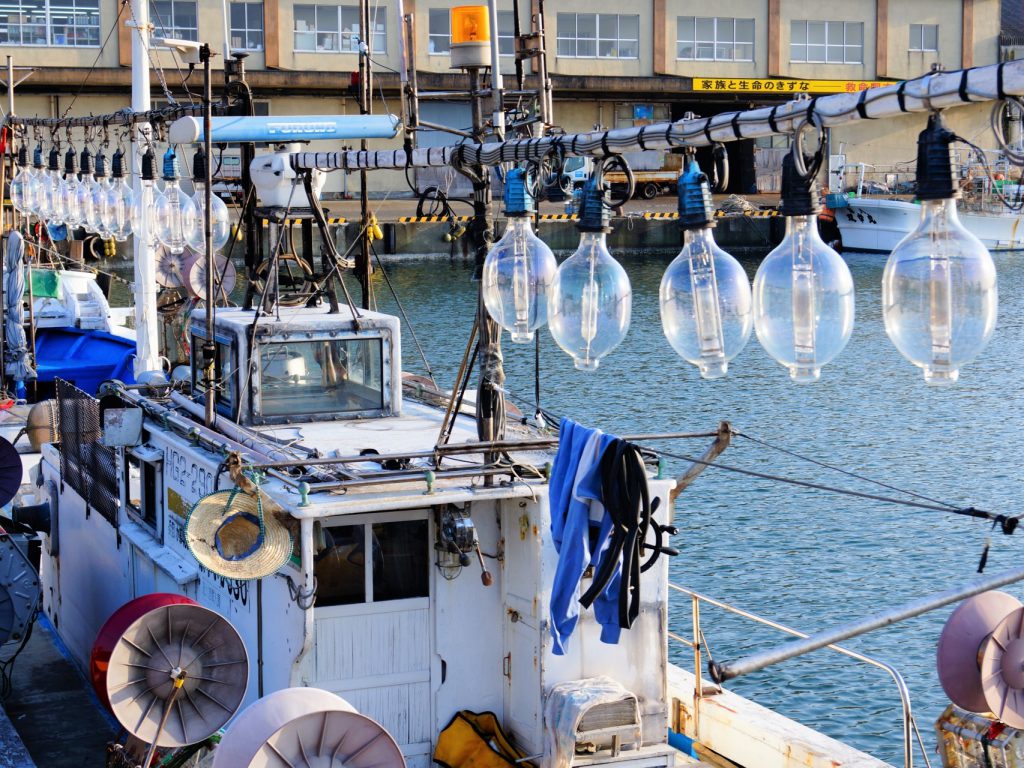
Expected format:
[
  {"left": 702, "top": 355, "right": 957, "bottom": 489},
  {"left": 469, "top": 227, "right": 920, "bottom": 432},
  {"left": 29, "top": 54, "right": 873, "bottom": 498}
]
[{"left": 185, "top": 489, "right": 293, "bottom": 580}]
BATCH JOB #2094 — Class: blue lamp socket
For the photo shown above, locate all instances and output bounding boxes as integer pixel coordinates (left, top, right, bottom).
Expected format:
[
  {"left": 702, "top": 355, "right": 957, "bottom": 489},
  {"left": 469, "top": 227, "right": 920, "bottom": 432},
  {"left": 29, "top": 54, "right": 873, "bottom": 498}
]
[
  {"left": 576, "top": 174, "right": 610, "bottom": 232},
  {"left": 503, "top": 167, "right": 535, "bottom": 216},
  {"left": 677, "top": 158, "right": 715, "bottom": 230},
  {"left": 162, "top": 147, "right": 180, "bottom": 181}
]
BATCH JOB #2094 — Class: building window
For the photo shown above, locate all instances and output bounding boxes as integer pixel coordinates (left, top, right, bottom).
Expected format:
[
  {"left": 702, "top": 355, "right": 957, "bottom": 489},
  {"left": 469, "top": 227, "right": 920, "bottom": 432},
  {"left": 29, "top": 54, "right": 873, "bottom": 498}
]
[
  {"left": 677, "top": 16, "right": 753, "bottom": 61},
  {"left": 614, "top": 103, "right": 670, "bottom": 129},
  {"left": 556, "top": 13, "right": 639, "bottom": 59},
  {"left": 498, "top": 10, "right": 514, "bottom": 56},
  {"left": 428, "top": 8, "right": 449, "bottom": 54},
  {"left": 909, "top": 23, "right": 938, "bottom": 52},
  {"left": 0, "top": 0, "right": 100, "bottom": 46},
  {"left": 150, "top": 0, "right": 197, "bottom": 41},
  {"left": 790, "top": 20, "right": 863, "bottom": 64},
  {"left": 294, "top": 4, "right": 386, "bottom": 53},
  {"left": 230, "top": 2, "right": 263, "bottom": 51}
]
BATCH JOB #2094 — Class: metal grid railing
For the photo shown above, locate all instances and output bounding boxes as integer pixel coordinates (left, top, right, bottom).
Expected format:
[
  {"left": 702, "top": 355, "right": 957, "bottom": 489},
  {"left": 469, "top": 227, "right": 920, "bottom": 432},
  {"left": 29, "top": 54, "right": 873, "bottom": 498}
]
[{"left": 56, "top": 379, "right": 119, "bottom": 526}]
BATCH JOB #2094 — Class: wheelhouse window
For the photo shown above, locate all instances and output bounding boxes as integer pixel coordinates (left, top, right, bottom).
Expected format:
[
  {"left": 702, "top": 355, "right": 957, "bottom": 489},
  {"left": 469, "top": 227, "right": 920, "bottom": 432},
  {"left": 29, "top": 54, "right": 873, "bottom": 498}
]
[
  {"left": 230, "top": 1, "right": 263, "bottom": 50},
  {"left": 315, "top": 519, "right": 429, "bottom": 607},
  {"left": 257, "top": 337, "right": 384, "bottom": 419},
  {"left": 124, "top": 446, "right": 162, "bottom": 536},
  {"left": 677, "top": 17, "right": 753, "bottom": 61},
  {"left": 790, "top": 20, "right": 863, "bottom": 64},
  {"left": 150, "top": 0, "right": 198, "bottom": 41},
  {"left": 191, "top": 335, "right": 237, "bottom": 417},
  {"left": 498, "top": 10, "right": 514, "bottom": 56},
  {"left": 294, "top": 3, "right": 386, "bottom": 53},
  {"left": 909, "top": 23, "right": 938, "bottom": 52},
  {"left": 556, "top": 13, "right": 639, "bottom": 59},
  {"left": 0, "top": 0, "right": 100, "bottom": 46}
]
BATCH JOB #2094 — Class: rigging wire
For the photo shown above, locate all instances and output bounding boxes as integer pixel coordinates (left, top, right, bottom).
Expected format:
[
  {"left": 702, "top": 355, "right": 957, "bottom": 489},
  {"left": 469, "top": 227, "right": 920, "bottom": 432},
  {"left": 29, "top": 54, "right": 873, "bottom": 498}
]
[{"left": 653, "top": 445, "right": 1020, "bottom": 534}]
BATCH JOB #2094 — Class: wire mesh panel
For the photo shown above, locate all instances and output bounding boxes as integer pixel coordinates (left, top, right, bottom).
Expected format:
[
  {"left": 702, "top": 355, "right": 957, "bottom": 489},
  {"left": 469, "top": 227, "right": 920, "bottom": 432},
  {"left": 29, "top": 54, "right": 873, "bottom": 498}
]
[{"left": 56, "top": 379, "right": 119, "bottom": 526}]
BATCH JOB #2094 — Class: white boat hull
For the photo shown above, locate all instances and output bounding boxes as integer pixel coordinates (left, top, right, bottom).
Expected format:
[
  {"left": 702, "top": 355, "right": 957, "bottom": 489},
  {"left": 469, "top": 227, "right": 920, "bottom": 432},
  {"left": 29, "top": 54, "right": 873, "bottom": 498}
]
[{"left": 835, "top": 197, "right": 1024, "bottom": 252}]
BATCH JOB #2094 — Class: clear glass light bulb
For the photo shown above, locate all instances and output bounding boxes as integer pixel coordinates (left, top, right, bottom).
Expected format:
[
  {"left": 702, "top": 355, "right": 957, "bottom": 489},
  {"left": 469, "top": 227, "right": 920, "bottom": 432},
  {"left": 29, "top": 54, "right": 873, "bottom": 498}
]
[
  {"left": 129, "top": 180, "right": 155, "bottom": 245},
  {"left": 92, "top": 172, "right": 113, "bottom": 239},
  {"left": 482, "top": 216, "right": 558, "bottom": 342},
  {"left": 60, "top": 150, "right": 83, "bottom": 227},
  {"left": 882, "top": 198, "right": 997, "bottom": 384},
  {"left": 9, "top": 152, "right": 34, "bottom": 214},
  {"left": 42, "top": 163, "right": 64, "bottom": 224},
  {"left": 187, "top": 183, "right": 232, "bottom": 254},
  {"left": 77, "top": 167, "right": 99, "bottom": 234},
  {"left": 753, "top": 214, "right": 855, "bottom": 382},
  {"left": 660, "top": 227, "right": 753, "bottom": 378},
  {"left": 155, "top": 179, "right": 197, "bottom": 254},
  {"left": 549, "top": 231, "right": 632, "bottom": 370}
]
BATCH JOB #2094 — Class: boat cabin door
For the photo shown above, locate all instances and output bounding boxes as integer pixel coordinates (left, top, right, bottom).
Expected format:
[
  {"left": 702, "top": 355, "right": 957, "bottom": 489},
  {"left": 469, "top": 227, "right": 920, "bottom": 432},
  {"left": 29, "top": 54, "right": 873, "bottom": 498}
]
[{"left": 311, "top": 511, "right": 434, "bottom": 768}]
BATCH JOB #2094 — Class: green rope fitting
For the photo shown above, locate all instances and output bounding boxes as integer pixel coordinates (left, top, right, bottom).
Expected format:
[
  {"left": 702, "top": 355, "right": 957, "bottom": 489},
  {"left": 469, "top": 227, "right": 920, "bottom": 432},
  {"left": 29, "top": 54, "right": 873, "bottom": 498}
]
[
  {"left": 657, "top": 457, "right": 666, "bottom": 480},
  {"left": 423, "top": 470, "right": 436, "bottom": 495},
  {"left": 298, "top": 482, "right": 311, "bottom": 507}
]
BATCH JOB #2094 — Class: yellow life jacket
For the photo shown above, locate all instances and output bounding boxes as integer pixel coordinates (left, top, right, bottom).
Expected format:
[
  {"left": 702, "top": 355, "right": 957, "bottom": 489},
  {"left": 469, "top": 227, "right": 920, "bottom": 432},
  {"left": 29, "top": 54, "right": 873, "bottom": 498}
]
[{"left": 433, "top": 711, "right": 537, "bottom": 768}]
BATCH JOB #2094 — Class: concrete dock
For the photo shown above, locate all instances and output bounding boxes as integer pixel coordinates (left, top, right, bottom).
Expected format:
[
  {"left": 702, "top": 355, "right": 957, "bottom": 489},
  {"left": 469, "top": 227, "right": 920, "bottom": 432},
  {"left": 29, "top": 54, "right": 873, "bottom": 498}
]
[{"left": 1, "top": 616, "right": 116, "bottom": 767}]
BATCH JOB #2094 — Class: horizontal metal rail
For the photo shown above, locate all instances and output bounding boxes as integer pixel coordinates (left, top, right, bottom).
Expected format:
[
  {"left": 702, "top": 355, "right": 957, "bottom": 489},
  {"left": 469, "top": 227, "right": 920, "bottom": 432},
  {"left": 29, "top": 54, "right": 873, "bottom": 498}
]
[
  {"left": 292, "top": 60, "right": 1024, "bottom": 171},
  {"left": 668, "top": 582, "right": 930, "bottom": 768}
]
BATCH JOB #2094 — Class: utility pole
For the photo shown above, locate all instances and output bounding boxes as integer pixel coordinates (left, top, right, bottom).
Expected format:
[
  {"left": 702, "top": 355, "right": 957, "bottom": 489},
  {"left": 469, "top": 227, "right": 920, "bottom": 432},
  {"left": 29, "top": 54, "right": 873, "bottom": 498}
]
[
  {"left": 130, "top": 0, "right": 160, "bottom": 376},
  {"left": 357, "top": 0, "right": 374, "bottom": 309}
]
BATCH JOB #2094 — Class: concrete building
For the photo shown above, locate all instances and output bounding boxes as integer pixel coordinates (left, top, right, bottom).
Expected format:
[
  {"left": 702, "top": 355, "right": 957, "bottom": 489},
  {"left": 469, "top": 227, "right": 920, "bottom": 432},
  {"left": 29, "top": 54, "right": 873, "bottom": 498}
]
[{"left": 0, "top": 0, "right": 1002, "bottom": 195}]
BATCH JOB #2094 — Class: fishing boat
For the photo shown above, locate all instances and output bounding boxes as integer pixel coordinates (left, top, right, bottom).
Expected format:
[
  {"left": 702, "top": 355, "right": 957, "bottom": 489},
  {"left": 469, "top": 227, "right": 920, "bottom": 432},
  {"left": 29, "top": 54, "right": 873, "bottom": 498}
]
[
  {"left": 833, "top": 158, "right": 1024, "bottom": 252},
  {"left": 5, "top": 3, "right": 1024, "bottom": 765}
]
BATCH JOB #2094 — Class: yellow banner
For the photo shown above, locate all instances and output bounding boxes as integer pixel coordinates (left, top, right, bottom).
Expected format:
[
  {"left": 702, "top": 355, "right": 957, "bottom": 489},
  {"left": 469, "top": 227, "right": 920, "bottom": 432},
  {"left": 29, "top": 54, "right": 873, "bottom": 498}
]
[{"left": 693, "top": 78, "right": 889, "bottom": 94}]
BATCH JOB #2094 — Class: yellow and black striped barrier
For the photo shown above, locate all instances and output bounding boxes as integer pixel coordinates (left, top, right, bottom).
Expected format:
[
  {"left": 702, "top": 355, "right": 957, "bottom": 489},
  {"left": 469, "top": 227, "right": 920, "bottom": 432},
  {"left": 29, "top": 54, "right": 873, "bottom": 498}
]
[
  {"left": 259, "top": 217, "right": 347, "bottom": 226},
  {"left": 537, "top": 213, "right": 578, "bottom": 221},
  {"left": 397, "top": 215, "right": 472, "bottom": 223},
  {"left": 642, "top": 210, "right": 780, "bottom": 219}
]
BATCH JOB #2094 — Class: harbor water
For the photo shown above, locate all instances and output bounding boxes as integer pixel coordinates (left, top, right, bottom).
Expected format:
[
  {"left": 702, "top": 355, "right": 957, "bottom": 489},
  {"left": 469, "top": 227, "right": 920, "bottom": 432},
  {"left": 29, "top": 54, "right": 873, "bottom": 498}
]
[{"left": 109, "top": 245, "right": 1023, "bottom": 764}]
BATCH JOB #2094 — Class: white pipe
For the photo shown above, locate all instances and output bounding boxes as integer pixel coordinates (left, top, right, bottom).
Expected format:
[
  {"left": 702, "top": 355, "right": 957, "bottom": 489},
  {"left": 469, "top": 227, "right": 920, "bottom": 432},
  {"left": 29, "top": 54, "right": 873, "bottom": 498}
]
[
  {"left": 130, "top": 0, "right": 161, "bottom": 377},
  {"left": 290, "top": 516, "right": 316, "bottom": 687},
  {"left": 487, "top": 0, "right": 504, "bottom": 140},
  {"left": 221, "top": 0, "right": 231, "bottom": 63},
  {"left": 291, "top": 60, "right": 1024, "bottom": 171}
]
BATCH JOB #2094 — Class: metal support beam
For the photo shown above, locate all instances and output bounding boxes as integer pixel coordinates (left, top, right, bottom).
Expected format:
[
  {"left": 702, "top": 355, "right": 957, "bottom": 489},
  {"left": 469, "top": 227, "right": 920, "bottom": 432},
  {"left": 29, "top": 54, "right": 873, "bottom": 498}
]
[
  {"left": 709, "top": 564, "right": 1024, "bottom": 684},
  {"left": 670, "top": 421, "right": 731, "bottom": 504}
]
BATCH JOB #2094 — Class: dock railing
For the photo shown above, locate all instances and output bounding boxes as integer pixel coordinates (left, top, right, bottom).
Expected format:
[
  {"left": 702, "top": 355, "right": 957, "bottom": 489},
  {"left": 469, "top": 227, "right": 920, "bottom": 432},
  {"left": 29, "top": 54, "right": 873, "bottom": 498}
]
[{"left": 667, "top": 582, "right": 932, "bottom": 768}]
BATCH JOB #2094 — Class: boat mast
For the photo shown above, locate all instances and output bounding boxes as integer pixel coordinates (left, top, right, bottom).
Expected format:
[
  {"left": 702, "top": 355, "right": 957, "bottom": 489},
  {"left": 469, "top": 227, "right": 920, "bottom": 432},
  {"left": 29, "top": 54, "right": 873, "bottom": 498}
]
[{"left": 130, "top": 0, "right": 160, "bottom": 376}]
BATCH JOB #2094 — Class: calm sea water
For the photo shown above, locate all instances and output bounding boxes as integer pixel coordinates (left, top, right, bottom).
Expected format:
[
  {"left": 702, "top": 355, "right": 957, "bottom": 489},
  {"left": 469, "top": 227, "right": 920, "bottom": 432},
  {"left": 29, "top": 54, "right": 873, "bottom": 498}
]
[
  {"left": 110, "top": 244, "right": 1023, "bottom": 764},
  {"left": 367, "top": 246, "right": 1023, "bottom": 765}
]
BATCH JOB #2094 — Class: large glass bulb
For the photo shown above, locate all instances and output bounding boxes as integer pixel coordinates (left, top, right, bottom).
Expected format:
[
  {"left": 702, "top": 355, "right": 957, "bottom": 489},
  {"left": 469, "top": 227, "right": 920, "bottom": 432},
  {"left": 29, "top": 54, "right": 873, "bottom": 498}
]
[
  {"left": 882, "top": 199, "right": 996, "bottom": 383},
  {"left": 77, "top": 154, "right": 99, "bottom": 234},
  {"left": 9, "top": 148, "right": 34, "bottom": 214},
  {"left": 482, "top": 216, "right": 558, "bottom": 342},
  {"left": 92, "top": 157, "right": 112, "bottom": 239},
  {"left": 187, "top": 183, "right": 232, "bottom": 254},
  {"left": 549, "top": 231, "right": 632, "bottom": 370},
  {"left": 753, "top": 214, "right": 854, "bottom": 382},
  {"left": 41, "top": 159, "right": 64, "bottom": 224},
  {"left": 660, "top": 227, "right": 753, "bottom": 378},
  {"left": 154, "top": 180, "right": 196, "bottom": 255},
  {"left": 128, "top": 180, "right": 154, "bottom": 245},
  {"left": 61, "top": 150, "right": 83, "bottom": 228}
]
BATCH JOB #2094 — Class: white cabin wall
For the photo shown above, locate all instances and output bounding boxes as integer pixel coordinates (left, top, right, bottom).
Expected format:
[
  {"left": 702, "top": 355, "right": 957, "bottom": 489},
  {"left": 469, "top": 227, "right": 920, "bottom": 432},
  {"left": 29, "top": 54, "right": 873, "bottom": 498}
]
[
  {"left": 38, "top": 446, "right": 134, "bottom": 673},
  {"left": 538, "top": 479, "right": 673, "bottom": 749},
  {"left": 433, "top": 500, "right": 507, "bottom": 729}
]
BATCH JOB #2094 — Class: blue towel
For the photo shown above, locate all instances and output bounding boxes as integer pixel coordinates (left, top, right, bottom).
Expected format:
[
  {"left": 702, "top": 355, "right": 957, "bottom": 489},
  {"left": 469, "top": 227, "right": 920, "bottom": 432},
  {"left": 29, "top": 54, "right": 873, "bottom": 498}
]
[{"left": 549, "top": 420, "right": 624, "bottom": 655}]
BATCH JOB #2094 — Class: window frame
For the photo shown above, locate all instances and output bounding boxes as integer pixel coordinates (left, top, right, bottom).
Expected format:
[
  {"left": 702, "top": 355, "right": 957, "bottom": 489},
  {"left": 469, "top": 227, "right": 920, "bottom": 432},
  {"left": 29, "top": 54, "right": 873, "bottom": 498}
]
[
  {"left": 0, "top": 0, "right": 101, "bottom": 47},
  {"left": 427, "top": 7, "right": 450, "bottom": 54},
  {"left": 676, "top": 16, "right": 754, "bottom": 62},
  {"left": 122, "top": 444, "right": 164, "bottom": 542},
  {"left": 789, "top": 19, "right": 863, "bottom": 64},
  {"left": 313, "top": 511, "right": 431, "bottom": 613},
  {"left": 293, "top": 3, "right": 387, "bottom": 54},
  {"left": 149, "top": 0, "right": 199, "bottom": 42},
  {"left": 909, "top": 23, "right": 938, "bottom": 52},
  {"left": 229, "top": 1, "right": 264, "bottom": 51},
  {"left": 556, "top": 12, "right": 639, "bottom": 60}
]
